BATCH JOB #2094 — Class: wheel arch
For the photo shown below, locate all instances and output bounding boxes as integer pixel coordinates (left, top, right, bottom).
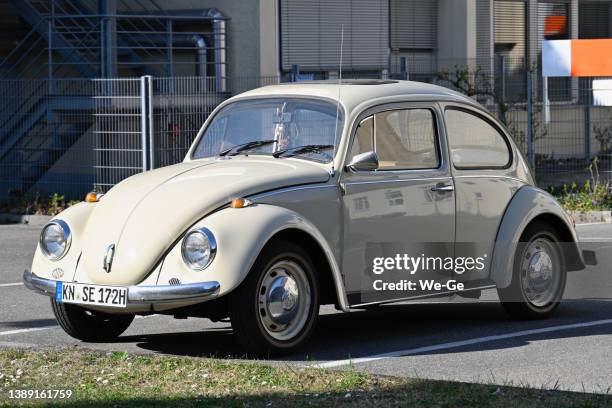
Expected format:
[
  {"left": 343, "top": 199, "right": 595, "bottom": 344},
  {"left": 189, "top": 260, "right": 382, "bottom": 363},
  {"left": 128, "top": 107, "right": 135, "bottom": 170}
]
[
  {"left": 166, "top": 204, "right": 350, "bottom": 311},
  {"left": 262, "top": 228, "right": 337, "bottom": 307},
  {"left": 490, "top": 186, "right": 585, "bottom": 289}
]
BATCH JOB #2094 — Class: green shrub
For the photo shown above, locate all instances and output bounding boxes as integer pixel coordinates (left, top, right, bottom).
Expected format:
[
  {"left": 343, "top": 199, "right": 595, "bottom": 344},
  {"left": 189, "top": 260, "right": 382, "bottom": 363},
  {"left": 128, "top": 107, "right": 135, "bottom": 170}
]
[
  {"left": 0, "top": 191, "right": 82, "bottom": 216},
  {"left": 548, "top": 158, "right": 612, "bottom": 212},
  {"left": 548, "top": 181, "right": 611, "bottom": 212}
]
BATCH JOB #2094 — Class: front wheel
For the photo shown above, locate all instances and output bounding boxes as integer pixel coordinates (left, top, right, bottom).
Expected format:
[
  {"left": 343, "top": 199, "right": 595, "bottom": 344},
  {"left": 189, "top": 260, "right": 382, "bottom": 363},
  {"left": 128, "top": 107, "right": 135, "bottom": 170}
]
[
  {"left": 498, "top": 222, "right": 567, "bottom": 319},
  {"left": 51, "top": 299, "right": 134, "bottom": 341},
  {"left": 229, "top": 241, "right": 320, "bottom": 355}
]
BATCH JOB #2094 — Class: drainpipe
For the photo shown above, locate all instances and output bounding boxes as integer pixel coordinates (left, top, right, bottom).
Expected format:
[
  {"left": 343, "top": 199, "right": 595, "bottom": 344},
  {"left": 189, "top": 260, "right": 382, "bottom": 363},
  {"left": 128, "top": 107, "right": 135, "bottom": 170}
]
[
  {"left": 275, "top": 0, "right": 281, "bottom": 81},
  {"left": 206, "top": 8, "right": 227, "bottom": 92},
  {"left": 191, "top": 35, "right": 208, "bottom": 92}
]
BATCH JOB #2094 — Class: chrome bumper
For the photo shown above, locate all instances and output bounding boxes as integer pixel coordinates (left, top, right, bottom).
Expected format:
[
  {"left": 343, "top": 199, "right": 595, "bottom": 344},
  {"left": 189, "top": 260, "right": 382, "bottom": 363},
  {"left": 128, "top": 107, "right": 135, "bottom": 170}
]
[{"left": 23, "top": 270, "right": 220, "bottom": 305}]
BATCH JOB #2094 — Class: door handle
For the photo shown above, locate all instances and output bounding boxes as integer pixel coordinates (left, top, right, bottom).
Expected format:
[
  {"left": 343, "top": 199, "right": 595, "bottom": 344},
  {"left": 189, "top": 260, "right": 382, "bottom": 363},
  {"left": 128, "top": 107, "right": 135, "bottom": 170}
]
[{"left": 430, "top": 182, "right": 454, "bottom": 193}]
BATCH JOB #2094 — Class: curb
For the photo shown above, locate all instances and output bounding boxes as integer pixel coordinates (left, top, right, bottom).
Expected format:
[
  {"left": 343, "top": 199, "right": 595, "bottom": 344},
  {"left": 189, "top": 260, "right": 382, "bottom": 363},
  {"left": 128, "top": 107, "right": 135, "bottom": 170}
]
[
  {"left": 568, "top": 210, "right": 612, "bottom": 224},
  {"left": 0, "top": 213, "right": 53, "bottom": 226}
]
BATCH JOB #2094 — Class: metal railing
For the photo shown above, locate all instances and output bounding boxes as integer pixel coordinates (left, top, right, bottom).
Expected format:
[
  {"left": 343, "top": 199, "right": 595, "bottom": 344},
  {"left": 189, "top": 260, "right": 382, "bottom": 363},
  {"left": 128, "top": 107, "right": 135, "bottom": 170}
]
[
  {"left": 1, "top": 0, "right": 229, "bottom": 80},
  {"left": 1, "top": 66, "right": 612, "bottom": 202}
]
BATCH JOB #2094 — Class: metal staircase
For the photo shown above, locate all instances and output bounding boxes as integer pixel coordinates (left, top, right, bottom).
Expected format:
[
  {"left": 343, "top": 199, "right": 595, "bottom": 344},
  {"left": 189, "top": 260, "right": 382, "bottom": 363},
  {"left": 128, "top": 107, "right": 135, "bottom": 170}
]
[{"left": 0, "top": 0, "right": 225, "bottom": 198}]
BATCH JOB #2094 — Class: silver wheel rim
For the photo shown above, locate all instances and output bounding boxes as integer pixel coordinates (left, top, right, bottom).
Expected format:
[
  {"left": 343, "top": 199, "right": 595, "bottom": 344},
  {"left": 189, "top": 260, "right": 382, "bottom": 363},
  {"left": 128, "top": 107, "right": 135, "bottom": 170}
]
[
  {"left": 520, "top": 237, "right": 560, "bottom": 307},
  {"left": 257, "top": 259, "right": 311, "bottom": 341}
]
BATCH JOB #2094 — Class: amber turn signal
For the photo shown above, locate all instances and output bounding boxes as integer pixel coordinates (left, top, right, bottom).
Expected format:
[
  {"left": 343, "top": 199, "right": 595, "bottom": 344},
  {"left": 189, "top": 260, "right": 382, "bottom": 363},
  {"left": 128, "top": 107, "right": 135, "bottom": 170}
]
[
  {"left": 230, "top": 197, "right": 253, "bottom": 209},
  {"left": 85, "top": 192, "right": 104, "bottom": 203}
]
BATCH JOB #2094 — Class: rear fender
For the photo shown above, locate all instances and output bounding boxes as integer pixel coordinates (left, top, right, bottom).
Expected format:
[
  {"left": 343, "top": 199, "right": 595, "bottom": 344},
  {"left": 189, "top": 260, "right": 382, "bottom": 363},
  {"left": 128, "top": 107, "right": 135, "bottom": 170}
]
[{"left": 491, "top": 186, "right": 584, "bottom": 289}]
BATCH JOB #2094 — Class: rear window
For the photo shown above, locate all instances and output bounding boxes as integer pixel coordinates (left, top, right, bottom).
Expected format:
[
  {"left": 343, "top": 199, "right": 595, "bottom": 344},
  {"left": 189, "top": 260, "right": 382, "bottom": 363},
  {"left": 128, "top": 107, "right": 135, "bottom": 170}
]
[{"left": 445, "top": 109, "right": 511, "bottom": 169}]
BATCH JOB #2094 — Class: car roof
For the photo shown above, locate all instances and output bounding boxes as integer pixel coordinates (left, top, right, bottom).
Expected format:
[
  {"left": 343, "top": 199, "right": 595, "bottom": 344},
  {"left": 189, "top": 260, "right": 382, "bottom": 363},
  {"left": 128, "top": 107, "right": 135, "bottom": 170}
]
[{"left": 232, "top": 79, "right": 481, "bottom": 114}]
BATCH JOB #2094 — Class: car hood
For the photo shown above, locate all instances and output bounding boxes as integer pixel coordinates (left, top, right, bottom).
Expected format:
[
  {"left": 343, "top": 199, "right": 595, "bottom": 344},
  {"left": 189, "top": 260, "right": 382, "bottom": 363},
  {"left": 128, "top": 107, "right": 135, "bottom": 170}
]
[{"left": 79, "top": 157, "right": 330, "bottom": 285}]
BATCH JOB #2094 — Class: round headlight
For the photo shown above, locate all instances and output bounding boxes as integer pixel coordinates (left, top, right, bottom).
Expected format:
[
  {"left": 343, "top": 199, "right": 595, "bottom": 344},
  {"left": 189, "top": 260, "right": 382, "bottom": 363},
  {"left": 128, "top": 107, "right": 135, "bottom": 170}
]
[
  {"left": 181, "top": 228, "right": 217, "bottom": 270},
  {"left": 40, "top": 220, "right": 71, "bottom": 261}
]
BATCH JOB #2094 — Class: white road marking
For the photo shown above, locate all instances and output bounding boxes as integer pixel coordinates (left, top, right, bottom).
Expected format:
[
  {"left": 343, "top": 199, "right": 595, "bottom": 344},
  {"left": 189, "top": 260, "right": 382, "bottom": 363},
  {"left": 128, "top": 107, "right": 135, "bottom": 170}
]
[
  {"left": 0, "top": 315, "right": 158, "bottom": 337},
  {"left": 0, "top": 282, "right": 23, "bottom": 287},
  {"left": 0, "top": 326, "right": 56, "bottom": 337},
  {"left": 314, "top": 318, "right": 612, "bottom": 369}
]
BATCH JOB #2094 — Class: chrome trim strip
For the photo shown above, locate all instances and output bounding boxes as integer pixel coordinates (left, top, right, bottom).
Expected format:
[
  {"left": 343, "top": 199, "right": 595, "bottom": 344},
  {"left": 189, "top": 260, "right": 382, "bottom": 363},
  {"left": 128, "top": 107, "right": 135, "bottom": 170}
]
[
  {"left": 452, "top": 174, "right": 527, "bottom": 184},
  {"left": 250, "top": 183, "right": 337, "bottom": 200},
  {"left": 350, "top": 284, "right": 497, "bottom": 308},
  {"left": 23, "top": 270, "right": 220, "bottom": 305},
  {"left": 344, "top": 176, "right": 451, "bottom": 186}
]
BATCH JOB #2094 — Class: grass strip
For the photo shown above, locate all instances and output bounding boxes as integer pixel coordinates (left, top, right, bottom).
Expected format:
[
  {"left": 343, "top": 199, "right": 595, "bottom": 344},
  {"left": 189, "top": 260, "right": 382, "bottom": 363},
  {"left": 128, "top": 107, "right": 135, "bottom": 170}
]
[{"left": 0, "top": 348, "right": 609, "bottom": 407}]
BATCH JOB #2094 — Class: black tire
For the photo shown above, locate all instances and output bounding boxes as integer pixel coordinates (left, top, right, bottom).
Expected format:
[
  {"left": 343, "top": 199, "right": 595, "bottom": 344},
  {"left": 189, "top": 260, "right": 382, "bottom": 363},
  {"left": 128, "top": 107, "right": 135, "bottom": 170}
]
[
  {"left": 51, "top": 299, "right": 134, "bottom": 342},
  {"left": 229, "top": 241, "right": 320, "bottom": 356},
  {"left": 498, "top": 222, "right": 567, "bottom": 319}
]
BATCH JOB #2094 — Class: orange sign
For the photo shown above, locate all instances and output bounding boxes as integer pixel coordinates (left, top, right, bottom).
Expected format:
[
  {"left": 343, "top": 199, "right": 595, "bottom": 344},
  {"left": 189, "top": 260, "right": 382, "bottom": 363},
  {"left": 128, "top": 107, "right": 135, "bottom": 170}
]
[
  {"left": 543, "top": 39, "right": 612, "bottom": 77},
  {"left": 571, "top": 39, "right": 612, "bottom": 77}
]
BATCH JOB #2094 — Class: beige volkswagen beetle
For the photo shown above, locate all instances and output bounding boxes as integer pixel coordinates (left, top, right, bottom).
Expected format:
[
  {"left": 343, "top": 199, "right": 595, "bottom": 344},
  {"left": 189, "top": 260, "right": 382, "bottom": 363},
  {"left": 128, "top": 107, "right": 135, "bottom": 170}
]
[{"left": 24, "top": 80, "right": 590, "bottom": 354}]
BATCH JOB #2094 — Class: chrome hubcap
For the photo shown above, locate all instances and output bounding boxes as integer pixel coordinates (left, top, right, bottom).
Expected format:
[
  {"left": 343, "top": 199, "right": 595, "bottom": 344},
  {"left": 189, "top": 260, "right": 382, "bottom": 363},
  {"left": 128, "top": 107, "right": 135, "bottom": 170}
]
[
  {"left": 520, "top": 238, "right": 560, "bottom": 307},
  {"left": 258, "top": 260, "right": 311, "bottom": 341}
]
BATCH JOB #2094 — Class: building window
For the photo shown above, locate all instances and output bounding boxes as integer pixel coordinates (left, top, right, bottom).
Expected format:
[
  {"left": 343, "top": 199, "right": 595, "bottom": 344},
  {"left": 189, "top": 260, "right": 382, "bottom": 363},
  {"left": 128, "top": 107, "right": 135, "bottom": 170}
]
[{"left": 280, "top": 0, "right": 388, "bottom": 72}]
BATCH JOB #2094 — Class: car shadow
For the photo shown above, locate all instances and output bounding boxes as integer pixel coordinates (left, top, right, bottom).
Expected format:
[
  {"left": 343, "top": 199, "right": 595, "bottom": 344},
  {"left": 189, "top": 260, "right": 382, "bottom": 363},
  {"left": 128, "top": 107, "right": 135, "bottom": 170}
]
[{"left": 116, "top": 299, "right": 612, "bottom": 362}]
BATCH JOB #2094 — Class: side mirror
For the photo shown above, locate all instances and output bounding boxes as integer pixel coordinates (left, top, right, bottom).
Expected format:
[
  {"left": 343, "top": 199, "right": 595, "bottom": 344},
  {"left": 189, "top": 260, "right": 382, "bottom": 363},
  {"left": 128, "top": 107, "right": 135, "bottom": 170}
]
[{"left": 346, "top": 151, "right": 379, "bottom": 172}]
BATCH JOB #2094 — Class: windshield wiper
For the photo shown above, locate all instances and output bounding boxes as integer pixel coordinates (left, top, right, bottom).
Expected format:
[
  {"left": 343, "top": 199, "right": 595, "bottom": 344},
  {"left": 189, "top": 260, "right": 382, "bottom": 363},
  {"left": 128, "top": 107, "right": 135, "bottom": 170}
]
[
  {"left": 219, "top": 139, "right": 276, "bottom": 156},
  {"left": 272, "top": 144, "right": 334, "bottom": 158}
]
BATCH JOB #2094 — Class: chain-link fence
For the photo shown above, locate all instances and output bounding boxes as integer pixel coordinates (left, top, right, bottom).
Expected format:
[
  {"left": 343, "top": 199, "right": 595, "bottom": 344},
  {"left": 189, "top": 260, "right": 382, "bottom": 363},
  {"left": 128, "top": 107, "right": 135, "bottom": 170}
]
[{"left": 1, "top": 66, "right": 611, "bottom": 202}]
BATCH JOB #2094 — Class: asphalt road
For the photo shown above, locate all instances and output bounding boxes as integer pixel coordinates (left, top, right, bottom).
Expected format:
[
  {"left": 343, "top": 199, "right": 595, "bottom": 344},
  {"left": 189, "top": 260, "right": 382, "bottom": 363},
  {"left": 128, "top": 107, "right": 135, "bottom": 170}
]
[{"left": 1, "top": 223, "right": 611, "bottom": 394}]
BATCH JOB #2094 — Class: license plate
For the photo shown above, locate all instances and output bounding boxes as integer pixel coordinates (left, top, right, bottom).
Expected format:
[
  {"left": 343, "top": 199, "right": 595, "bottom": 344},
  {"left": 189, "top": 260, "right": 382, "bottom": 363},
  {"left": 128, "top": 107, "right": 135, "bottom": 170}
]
[{"left": 55, "top": 282, "right": 128, "bottom": 308}]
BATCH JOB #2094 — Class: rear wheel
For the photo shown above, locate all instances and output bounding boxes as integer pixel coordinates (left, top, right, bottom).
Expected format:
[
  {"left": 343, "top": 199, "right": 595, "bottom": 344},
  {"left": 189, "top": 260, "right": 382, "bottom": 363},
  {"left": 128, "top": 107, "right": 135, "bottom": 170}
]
[
  {"left": 51, "top": 299, "right": 134, "bottom": 341},
  {"left": 229, "top": 241, "right": 319, "bottom": 355},
  {"left": 498, "top": 222, "right": 566, "bottom": 319}
]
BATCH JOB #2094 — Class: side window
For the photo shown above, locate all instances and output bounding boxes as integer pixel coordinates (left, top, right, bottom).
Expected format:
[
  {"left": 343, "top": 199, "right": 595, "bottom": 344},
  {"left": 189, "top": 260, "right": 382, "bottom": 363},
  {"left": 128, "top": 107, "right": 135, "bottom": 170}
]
[
  {"left": 445, "top": 109, "right": 511, "bottom": 169},
  {"left": 350, "top": 116, "right": 373, "bottom": 159},
  {"left": 375, "top": 109, "right": 439, "bottom": 170}
]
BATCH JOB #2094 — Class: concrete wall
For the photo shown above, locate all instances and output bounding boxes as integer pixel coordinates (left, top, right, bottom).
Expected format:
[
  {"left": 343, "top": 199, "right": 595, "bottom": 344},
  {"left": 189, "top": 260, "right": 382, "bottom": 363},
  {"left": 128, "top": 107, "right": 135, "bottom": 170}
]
[
  {"left": 437, "top": 0, "right": 477, "bottom": 70},
  {"left": 259, "top": 0, "right": 280, "bottom": 79}
]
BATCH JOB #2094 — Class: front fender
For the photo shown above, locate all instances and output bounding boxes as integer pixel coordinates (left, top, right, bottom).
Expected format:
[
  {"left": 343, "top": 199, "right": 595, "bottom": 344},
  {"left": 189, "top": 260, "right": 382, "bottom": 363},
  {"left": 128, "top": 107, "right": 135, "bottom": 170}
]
[
  {"left": 157, "top": 204, "right": 349, "bottom": 311},
  {"left": 490, "top": 185, "right": 584, "bottom": 289}
]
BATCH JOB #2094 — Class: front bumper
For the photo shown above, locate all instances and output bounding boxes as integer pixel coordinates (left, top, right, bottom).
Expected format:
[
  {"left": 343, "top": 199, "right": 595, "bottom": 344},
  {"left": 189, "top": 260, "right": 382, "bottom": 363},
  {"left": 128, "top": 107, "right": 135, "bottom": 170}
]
[{"left": 23, "top": 270, "right": 221, "bottom": 307}]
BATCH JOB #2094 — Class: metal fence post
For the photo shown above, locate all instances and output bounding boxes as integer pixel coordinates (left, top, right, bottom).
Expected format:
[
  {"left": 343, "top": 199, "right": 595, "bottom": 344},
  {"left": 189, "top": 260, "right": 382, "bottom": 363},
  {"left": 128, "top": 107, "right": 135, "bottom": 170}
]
[
  {"left": 526, "top": 70, "right": 535, "bottom": 170},
  {"left": 291, "top": 64, "right": 299, "bottom": 82},
  {"left": 584, "top": 83, "right": 592, "bottom": 160},
  {"left": 499, "top": 55, "right": 506, "bottom": 103},
  {"left": 139, "top": 75, "right": 155, "bottom": 172},
  {"left": 140, "top": 76, "right": 148, "bottom": 172},
  {"left": 400, "top": 57, "right": 408, "bottom": 80},
  {"left": 147, "top": 75, "right": 155, "bottom": 169}
]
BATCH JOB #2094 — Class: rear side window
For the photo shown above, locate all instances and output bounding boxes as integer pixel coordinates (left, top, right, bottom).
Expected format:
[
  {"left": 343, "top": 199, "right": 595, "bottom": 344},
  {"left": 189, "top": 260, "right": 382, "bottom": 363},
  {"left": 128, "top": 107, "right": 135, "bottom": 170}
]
[{"left": 445, "top": 109, "right": 511, "bottom": 169}]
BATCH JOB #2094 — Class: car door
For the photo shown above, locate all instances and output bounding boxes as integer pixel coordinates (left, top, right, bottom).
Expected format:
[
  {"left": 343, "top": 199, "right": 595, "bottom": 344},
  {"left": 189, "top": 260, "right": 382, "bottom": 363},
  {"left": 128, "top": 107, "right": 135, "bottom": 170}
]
[
  {"left": 443, "top": 104, "right": 524, "bottom": 287},
  {"left": 340, "top": 103, "right": 455, "bottom": 306}
]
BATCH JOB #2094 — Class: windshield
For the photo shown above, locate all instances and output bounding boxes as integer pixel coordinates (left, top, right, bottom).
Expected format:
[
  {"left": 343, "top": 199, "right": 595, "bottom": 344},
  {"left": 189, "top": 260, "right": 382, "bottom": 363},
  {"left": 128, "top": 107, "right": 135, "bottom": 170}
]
[{"left": 192, "top": 98, "right": 344, "bottom": 163}]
